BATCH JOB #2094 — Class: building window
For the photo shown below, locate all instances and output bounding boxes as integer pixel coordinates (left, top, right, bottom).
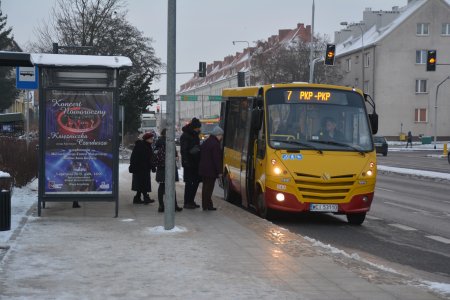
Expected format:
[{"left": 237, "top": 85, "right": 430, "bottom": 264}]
[
  {"left": 364, "top": 53, "right": 370, "bottom": 68},
  {"left": 346, "top": 58, "right": 351, "bottom": 72},
  {"left": 442, "top": 23, "right": 450, "bottom": 35},
  {"left": 415, "top": 50, "right": 427, "bottom": 64},
  {"left": 414, "top": 108, "right": 427, "bottom": 123},
  {"left": 415, "top": 79, "right": 427, "bottom": 93},
  {"left": 417, "top": 23, "right": 429, "bottom": 35}
]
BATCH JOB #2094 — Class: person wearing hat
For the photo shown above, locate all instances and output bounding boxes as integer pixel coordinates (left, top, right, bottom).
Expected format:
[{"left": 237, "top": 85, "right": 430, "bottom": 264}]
[
  {"left": 180, "top": 117, "right": 202, "bottom": 209},
  {"left": 129, "top": 132, "right": 156, "bottom": 205},
  {"left": 199, "top": 126, "right": 224, "bottom": 211}
]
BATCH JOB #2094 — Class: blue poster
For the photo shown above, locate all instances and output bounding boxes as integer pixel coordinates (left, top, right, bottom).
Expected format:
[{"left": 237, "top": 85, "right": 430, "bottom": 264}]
[{"left": 44, "top": 90, "right": 113, "bottom": 195}]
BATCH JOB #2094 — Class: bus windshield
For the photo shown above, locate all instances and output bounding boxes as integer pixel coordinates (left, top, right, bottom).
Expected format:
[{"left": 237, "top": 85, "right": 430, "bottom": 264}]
[{"left": 266, "top": 88, "right": 373, "bottom": 152}]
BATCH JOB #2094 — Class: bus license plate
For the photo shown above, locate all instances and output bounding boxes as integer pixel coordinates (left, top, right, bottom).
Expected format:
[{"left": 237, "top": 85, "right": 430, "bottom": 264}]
[{"left": 310, "top": 204, "right": 338, "bottom": 212}]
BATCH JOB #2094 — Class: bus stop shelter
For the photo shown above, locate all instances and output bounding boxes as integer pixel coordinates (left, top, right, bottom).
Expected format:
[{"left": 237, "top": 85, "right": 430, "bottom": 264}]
[{"left": 0, "top": 51, "right": 132, "bottom": 217}]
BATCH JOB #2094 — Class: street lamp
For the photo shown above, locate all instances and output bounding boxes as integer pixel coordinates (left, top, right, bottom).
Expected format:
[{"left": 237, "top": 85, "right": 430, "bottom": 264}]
[
  {"left": 232, "top": 40, "right": 250, "bottom": 48},
  {"left": 340, "top": 21, "right": 365, "bottom": 91},
  {"left": 232, "top": 40, "right": 252, "bottom": 85},
  {"left": 433, "top": 76, "right": 450, "bottom": 149}
]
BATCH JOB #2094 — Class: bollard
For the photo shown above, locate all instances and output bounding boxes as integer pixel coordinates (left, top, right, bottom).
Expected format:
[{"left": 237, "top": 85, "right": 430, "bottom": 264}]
[
  {"left": 444, "top": 143, "right": 448, "bottom": 156},
  {"left": 0, "top": 190, "right": 11, "bottom": 231}
]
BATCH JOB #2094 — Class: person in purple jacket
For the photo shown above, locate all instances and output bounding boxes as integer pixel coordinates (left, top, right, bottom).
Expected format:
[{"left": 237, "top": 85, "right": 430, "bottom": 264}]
[{"left": 198, "top": 126, "right": 224, "bottom": 211}]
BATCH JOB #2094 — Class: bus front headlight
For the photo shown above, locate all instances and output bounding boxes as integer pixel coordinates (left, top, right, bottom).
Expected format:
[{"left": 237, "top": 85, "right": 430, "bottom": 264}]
[
  {"left": 273, "top": 167, "right": 282, "bottom": 175},
  {"left": 276, "top": 193, "right": 285, "bottom": 202}
]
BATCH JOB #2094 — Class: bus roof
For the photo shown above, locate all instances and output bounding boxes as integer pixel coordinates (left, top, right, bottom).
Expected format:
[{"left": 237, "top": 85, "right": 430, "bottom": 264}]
[{"left": 222, "top": 83, "right": 362, "bottom": 97}]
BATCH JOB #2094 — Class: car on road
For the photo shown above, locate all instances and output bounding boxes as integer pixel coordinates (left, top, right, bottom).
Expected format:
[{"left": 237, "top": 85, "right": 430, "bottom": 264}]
[{"left": 373, "top": 136, "right": 388, "bottom": 156}]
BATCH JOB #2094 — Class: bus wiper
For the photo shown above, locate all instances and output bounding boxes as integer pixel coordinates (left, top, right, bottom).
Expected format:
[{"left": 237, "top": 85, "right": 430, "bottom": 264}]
[
  {"left": 309, "top": 140, "right": 365, "bottom": 156},
  {"left": 271, "top": 139, "right": 323, "bottom": 154}
]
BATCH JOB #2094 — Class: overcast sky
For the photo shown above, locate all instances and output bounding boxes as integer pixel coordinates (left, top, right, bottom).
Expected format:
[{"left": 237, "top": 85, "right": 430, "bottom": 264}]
[{"left": 3, "top": 0, "right": 407, "bottom": 95}]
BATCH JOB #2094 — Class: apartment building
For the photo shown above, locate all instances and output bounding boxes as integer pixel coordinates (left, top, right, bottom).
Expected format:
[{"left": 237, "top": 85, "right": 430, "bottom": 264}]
[{"left": 334, "top": 0, "right": 450, "bottom": 139}]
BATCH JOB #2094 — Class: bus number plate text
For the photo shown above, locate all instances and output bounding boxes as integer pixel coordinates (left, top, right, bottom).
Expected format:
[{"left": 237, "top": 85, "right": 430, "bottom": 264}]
[{"left": 310, "top": 204, "right": 338, "bottom": 212}]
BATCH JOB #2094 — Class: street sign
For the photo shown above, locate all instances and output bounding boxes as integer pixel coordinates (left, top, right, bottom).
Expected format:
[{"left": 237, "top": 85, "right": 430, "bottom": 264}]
[
  {"left": 180, "top": 95, "right": 198, "bottom": 101},
  {"left": 208, "top": 95, "right": 222, "bottom": 101},
  {"left": 16, "top": 66, "right": 38, "bottom": 89}
]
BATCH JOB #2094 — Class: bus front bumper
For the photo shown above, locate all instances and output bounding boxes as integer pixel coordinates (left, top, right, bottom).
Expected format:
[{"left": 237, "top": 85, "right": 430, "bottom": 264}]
[{"left": 265, "top": 187, "right": 374, "bottom": 214}]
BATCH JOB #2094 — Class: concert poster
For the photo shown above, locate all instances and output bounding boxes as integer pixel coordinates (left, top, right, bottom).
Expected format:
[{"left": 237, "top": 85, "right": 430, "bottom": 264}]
[{"left": 44, "top": 90, "right": 114, "bottom": 195}]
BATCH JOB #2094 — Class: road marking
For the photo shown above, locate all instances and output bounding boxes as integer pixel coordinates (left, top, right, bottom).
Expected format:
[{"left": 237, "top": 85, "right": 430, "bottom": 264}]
[
  {"left": 388, "top": 223, "right": 418, "bottom": 231},
  {"left": 366, "top": 215, "right": 382, "bottom": 220},
  {"left": 425, "top": 235, "right": 450, "bottom": 245},
  {"left": 383, "top": 201, "right": 429, "bottom": 213},
  {"left": 376, "top": 187, "right": 395, "bottom": 192}
]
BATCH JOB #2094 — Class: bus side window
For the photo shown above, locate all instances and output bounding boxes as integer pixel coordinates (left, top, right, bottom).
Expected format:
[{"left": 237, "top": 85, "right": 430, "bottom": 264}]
[{"left": 256, "top": 118, "right": 266, "bottom": 159}]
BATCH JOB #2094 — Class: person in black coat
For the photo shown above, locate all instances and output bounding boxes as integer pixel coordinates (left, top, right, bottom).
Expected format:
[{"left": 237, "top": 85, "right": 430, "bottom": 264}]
[
  {"left": 129, "top": 132, "right": 156, "bottom": 204},
  {"left": 154, "top": 128, "right": 182, "bottom": 213},
  {"left": 199, "top": 126, "right": 223, "bottom": 211},
  {"left": 180, "top": 117, "right": 202, "bottom": 209}
]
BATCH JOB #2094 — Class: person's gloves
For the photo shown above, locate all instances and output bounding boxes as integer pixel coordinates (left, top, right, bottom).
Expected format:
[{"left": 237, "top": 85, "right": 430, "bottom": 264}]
[{"left": 217, "top": 174, "right": 223, "bottom": 188}]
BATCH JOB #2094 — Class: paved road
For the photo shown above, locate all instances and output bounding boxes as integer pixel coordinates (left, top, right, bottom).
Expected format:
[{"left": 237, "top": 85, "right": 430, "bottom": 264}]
[
  {"left": 273, "top": 172, "right": 450, "bottom": 284},
  {"left": 377, "top": 150, "right": 449, "bottom": 173}
]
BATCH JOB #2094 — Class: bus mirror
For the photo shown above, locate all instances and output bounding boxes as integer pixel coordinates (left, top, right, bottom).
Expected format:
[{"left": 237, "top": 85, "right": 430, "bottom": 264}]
[
  {"left": 252, "top": 110, "right": 263, "bottom": 131},
  {"left": 369, "top": 113, "right": 378, "bottom": 135}
]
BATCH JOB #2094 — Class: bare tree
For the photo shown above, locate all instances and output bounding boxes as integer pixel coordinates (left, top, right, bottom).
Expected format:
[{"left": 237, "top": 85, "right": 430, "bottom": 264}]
[
  {"left": 251, "top": 34, "right": 342, "bottom": 85},
  {"left": 29, "top": 0, "right": 163, "bottom": 134}
]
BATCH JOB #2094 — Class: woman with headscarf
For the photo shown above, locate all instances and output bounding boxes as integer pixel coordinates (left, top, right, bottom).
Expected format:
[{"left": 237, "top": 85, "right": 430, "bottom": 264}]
[{"left": 199, "top": 126, "right": 224, "bottom": 211}]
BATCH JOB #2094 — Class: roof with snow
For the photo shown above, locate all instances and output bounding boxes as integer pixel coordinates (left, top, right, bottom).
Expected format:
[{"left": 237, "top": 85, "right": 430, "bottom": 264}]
[
  {"left": 0, "top": 51, "right": 132, "bottom": 68},
  {"left": 336, "top": 0, "right": 450, "bottom": 57}
]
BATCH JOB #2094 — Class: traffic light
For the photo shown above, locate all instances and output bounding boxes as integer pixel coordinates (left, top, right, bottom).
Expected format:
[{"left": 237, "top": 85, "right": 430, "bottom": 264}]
[
  {"left": 426, "top": 50, "right": 436, "bottom": 71},
  {"left": 324, "top": 44, "right": 336, "bottom": 66},
  {"left": 199, "top": 61, "right": 206, "bottom": 77}
]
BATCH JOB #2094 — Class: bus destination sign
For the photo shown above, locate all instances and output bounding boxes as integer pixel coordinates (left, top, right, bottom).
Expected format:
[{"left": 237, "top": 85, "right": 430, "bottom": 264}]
[{"left": 285, "top": 90, "right": 331, "bottom": 102}]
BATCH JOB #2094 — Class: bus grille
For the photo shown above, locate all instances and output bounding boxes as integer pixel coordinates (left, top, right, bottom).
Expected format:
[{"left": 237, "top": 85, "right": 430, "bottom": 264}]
[{"left": 294, "top": 172, "right": 356, "bottom": 201}]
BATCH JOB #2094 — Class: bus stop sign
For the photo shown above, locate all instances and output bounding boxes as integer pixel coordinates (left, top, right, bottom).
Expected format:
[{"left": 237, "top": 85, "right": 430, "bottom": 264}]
[{"left": 16, "top": 66, "right": 38, "bottom": 89}]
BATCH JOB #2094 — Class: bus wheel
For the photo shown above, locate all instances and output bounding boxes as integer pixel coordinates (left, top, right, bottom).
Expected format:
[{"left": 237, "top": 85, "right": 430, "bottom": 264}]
[
  {"left": 346, "top": 213, "right": 366, "bottom": 225},
  {"left": 223, "top": 174, "right": 234, "bottom": 203},
  {"left": 256, "top": 192, "right": 272, "bottom": 219}
]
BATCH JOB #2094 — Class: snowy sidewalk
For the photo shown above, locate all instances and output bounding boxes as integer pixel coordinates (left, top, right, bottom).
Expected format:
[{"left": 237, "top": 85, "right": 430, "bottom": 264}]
[{"left": 0, "top": 164, "right": 449, "bottom": 299}]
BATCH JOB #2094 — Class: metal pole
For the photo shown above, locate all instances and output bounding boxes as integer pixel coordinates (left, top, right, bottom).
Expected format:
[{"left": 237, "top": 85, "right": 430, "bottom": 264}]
[
  {"left": 308, "top": 0, "right": 315, "bottom": 83},
  {"left": 121, "top": 106, "right": 124, "bottom": 147},
  {"left": 434, "top": 76, "right": 450, "bottom": 149},
  {"left": 25, "top": 90, "right": 30, "bottom": 149},
  {"left": 359, "top": 25, "right": 365, "bottom": 92},
  {"left": 164, "top": 0, "right": 176, "bottom": 230}
]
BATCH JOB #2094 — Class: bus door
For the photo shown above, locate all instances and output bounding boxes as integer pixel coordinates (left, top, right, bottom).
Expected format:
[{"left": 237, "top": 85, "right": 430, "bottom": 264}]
[{"left": 238, "top": 97, "right": 253, "bottom": 207}]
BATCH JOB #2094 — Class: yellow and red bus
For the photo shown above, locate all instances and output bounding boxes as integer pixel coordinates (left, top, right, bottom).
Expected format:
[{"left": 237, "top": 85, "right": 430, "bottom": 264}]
[{"left": 221, "top": 83, "right": 378, "bottom": 225}]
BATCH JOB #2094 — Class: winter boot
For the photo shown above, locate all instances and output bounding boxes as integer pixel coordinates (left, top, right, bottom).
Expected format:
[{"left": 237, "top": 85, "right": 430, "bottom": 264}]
[{"left": 133, "top": 195, "right": 144, "bottom": 204}]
